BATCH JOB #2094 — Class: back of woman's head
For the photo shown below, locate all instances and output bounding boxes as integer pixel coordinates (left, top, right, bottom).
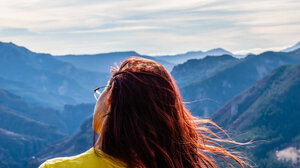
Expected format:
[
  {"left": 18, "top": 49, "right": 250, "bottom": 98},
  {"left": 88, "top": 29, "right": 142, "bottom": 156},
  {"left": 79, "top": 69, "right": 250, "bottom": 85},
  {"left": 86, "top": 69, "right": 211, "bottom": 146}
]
[{"left": 97, "top": 57, "right": 247, "bottom": 168}]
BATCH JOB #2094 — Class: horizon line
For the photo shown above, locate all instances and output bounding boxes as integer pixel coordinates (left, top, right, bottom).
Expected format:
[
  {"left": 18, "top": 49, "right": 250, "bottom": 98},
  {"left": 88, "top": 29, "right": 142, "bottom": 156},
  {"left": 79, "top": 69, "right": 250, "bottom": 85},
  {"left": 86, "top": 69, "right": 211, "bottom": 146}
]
[{"left": 0, "top": 40, "right": 298, "bottom": 57}]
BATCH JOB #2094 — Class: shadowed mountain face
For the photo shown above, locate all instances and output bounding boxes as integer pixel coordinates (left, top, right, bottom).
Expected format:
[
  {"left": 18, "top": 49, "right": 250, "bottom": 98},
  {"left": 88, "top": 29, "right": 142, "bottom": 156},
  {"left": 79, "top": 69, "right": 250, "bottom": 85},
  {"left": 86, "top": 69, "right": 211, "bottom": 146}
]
[
  {"left": 0, "top": 42, "right": 109, "bottom": 109},
  {"left": 0, "top": 89, "right": 67, "bottom": 167},
  {"left": 60, "top": 103, "right": 95, "bottom": 135},
  {"left": 0, "top": 128, "right": 46, "bottom": 168},
  {"left": 178, "top": 50, "right": 300, "bottom": 117},
  {"left": 28, "top": 116, "right": 94, "bottom": 167},
  {"left": 212, "top": 64, "right": 300, "bottom": 167}
]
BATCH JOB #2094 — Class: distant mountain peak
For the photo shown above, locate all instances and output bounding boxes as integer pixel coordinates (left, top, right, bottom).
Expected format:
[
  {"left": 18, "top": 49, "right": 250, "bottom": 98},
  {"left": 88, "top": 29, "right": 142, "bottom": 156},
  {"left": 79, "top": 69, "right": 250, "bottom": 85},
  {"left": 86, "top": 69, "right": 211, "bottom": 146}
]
[
  {"left": 205, "top": 48, "right": 233, "bottom": 56},
  {"left": 0, "top": 41, "right": 22, "bottom": 48},
  {"left": 0, "top": 41, "right": 33, "bottom": 56},
  {"left": 282, "top": 41, "right": 300, "bottom": 52},
  {"left": 206, "top": 48, "right": 227, "bottom": 52},
  {"left": 0, "top": 41, "right": 13, "bottom": 45}
]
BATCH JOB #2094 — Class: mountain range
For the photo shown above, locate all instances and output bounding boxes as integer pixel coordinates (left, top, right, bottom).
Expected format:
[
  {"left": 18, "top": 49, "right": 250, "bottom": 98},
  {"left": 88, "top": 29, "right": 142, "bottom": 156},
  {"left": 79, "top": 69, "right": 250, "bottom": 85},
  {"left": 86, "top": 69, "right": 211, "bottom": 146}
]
[
  {"left": 177, "top": 49, "right": 300, "bottom": 117},
  {"left": 1, "top": 40, "right": 300, "bottom": 167},
  {"left": 0, "top": 41, "right": 245, "bottom": 109},
  {"left": 54, "top": 48, "right": 233, "bottom": 74}
]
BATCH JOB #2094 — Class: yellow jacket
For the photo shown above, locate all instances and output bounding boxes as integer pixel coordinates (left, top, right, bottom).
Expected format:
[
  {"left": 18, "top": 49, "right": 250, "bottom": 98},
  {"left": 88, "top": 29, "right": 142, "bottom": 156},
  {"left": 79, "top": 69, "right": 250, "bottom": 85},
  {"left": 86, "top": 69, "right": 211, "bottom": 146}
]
[{"left": 39, "top": 148, "right": 127, "bottom": 168}]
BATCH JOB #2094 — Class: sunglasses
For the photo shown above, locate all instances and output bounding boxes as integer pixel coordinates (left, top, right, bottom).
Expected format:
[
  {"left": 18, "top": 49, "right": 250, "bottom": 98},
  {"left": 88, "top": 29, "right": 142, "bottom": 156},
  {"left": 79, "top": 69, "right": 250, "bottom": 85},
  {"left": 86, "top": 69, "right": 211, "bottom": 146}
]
[{"left": 93, "top": 85, "right": 111, "bottom": 101}]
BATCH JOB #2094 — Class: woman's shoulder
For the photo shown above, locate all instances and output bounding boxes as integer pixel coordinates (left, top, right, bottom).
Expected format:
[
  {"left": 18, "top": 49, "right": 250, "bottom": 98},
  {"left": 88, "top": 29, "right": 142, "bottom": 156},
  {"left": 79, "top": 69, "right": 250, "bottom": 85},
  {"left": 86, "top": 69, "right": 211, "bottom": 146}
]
[{"left": 39, "top": 148, "right": 127, "bottom": 168}]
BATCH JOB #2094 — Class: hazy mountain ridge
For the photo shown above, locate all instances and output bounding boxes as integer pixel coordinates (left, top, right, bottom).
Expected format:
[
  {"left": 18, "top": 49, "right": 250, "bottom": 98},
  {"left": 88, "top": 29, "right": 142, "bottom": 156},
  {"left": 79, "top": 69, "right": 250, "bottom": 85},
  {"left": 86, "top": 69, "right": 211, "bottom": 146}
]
[
  {"left": 156, "top": 48, "right": 234, "bottom": 64},
  {"left": 55, "top": 51, "right": 140, "bottom": 73},
  {"left": 211, "top": 64, "right": 300, "bottom": 167},
  {"left": 54, "top": 47, "right": 234, "bottom": 74},
  {"left": 55, "top": 51, "right": 174, "bottom": 73}
]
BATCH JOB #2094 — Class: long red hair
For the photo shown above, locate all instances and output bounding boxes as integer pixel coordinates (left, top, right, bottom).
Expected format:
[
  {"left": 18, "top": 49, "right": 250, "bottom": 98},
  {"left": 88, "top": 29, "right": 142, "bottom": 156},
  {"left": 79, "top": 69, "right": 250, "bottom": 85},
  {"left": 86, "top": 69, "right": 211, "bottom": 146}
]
[{"left": 95, "top": 57, "right": 248, "bottom": 168}]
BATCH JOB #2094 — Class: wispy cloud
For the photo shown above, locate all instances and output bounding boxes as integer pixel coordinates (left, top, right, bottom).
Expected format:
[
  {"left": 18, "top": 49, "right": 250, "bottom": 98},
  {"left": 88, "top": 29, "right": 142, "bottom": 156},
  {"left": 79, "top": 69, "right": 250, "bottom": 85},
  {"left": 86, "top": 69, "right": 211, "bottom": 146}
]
[
  {"left": 0, "top": 0, "right": 299, "bottom": 55},
  {"left": 72, "top": 26, "right": 160, "bottom": 33}
]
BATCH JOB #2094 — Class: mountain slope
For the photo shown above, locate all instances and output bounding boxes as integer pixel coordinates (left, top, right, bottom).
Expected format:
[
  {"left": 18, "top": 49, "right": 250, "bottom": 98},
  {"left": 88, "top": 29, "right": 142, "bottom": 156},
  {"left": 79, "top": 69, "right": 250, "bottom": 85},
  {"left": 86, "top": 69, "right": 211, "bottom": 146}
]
[
  {"left": 212, "top": 64, "right": 300, "bottom": 167},
  {"left": 0, "top": 105, "right": 65, "bottom": 143},
  {"left": 0, "top": 88, "right": 67, "bottom": 132},
  {"left": 0, "top": 89, "right": 66, "bottom": 141},
  {"left": 0, "top": 87, "right": 94, "bottom": 135},
  {"left": 28, "top": 116, "right": 94, "bottom": 167},
  {"left": 60, "top": 103, "right": 94, "bottom": 135},
  {"left": 0, "top": 128, "right": 46, "bottom": 167},
  {"left": 0, "top": 76, "right": 77, "bottom": 109},
  {"left": 180, "top": 50, "right": 300, "bottom": 116},
  {"left": 0, "top": 89, "right": 67, "bottom": 167}
]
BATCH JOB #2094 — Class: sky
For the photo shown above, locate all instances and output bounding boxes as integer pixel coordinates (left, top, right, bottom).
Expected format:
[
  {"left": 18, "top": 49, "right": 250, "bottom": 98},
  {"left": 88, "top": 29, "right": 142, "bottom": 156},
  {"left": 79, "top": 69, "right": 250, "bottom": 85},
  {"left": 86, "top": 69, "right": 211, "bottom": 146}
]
[{"left": 0, "top": 0, "right": 300, "bottom": 56}]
